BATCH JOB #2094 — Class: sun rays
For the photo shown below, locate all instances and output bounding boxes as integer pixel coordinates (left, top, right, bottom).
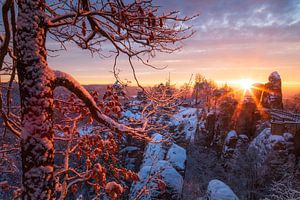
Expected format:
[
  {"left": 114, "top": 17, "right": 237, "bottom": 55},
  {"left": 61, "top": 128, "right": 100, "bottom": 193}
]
[
  {"left": 215, "top": 79, "right": 271, "bottom": 123},
  {"left": 237, "top": 79, "right": 255, "bottom": 92}
]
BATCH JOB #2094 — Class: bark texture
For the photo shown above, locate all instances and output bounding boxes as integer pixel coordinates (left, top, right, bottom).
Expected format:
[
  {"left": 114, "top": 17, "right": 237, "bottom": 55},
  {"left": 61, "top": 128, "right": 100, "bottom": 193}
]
[{"left": 16, "top": 0, "right": 55, "bottom": 199}]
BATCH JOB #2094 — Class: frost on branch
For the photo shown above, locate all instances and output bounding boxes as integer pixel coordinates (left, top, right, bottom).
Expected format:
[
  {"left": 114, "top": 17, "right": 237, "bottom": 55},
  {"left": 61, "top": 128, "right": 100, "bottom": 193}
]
[{"left": 0, "top": 0, "right": 195, "bottom": 198}]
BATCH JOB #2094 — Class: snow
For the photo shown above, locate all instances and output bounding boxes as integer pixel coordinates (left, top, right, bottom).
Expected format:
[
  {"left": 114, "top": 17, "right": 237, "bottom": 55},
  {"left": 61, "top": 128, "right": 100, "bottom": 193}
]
[
  {"left": 171, "top": 107, "right": 198, "bottom": 142},
  {"left": 141, "top": 133, "right": 166, "bottom": 167},
  {"left": 130, "top": 160, "right": 183, "bottom": 200},
  {"left": 206, "top": 179, "right": 239, "bottom": 200},
  {"left": 122, "top": 110, "right": 141, "bottom": 120},
  {"left": 249, "top": 128, "right": 290, "bottom": 164},
  {"left": 268, "top": 134, "right": 285, "bottom": 144},
  {"left": 283, "top": 132, "right": 294, "bottom": 142},
  {"left": 225, "top": 130, "right": 237, "bottom": 144},
  {"left": 120, "top": 146, "right": 139, "bottom": 153},
  {"left": 156, "top": 160, "right": 183, "bottom": 196},
  {"left": 78, "top": 125, "right": 94, "bottom": 135},
  {"left": 166, "top": 143, "right": 186, "bottom": 171},
  {"left": 269, "top": 71, "right": 281, "bottom": 81},
  {"left": 54, "top": 70, "right": 143, "bottom": 137}
]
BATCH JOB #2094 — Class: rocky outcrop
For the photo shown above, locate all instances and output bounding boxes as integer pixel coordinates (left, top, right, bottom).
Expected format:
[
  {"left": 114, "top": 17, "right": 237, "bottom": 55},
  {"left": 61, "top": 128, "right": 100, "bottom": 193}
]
[
  {"left": 252, "top": 71, "right": 283, "bottom": 110},
  {"left": 249, "top": 128, "right": 293, "bottom": 168},
  {"left": 223, "top": 130, "right": 238, "bottom": 158},
  {"left": 262, "top": 71, "right": 283, "bottom": 109},
  {"left": 234, "top": 97, "right": 258, "bottom": 138},
  {"left": 141, "top": 134, "right": 166, "bottom": 168},
  {"left": 205, "top": 112, "right": 216, "bottom": 145},
  {"left": 130, "top": 134, "right": 186, "bottom": 200},
  {"left": 200, "top": 179, "right": 239, "bottom": 200},
  {"left": 217, "top": 97, "right": 238, "bottom": 134},
  {"left": 166, "top": 144, "right": 186, "bottom": 172},
  {"left": 130, "top": 161, "right": 183, "bottom": 200},
  {"left": 170, "top": 107, "right": 198, "bottom": 145}
]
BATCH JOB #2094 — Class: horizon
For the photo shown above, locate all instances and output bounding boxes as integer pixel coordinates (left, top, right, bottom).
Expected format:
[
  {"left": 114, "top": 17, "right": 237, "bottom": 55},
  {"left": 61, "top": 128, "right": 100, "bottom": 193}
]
[{"left": 47, "top": 0, "right": 300, "bottom": 94}]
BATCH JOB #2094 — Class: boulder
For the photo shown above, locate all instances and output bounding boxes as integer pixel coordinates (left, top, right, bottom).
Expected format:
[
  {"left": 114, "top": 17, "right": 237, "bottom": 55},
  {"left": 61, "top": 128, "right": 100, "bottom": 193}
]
[
  {"left": 205, "top": 179, "right": 239, "bottom": 200},
  {"left": 223, "top": 130, "right": 238, "bottom": 158},
  {"left": 249, "top": 128, "right": 292, "bottom": 168},
  {"left": 234, "top": 99, "right": 257, "bottom": 138},
  {"left": 166, "top": 143, "right": 186, "bottom": 172},
  {"left": 130, "top": 160, "right": 183, "bottom": 200},
  {"left": 141, "top": 133, "right": 166, "bottom": 168}
]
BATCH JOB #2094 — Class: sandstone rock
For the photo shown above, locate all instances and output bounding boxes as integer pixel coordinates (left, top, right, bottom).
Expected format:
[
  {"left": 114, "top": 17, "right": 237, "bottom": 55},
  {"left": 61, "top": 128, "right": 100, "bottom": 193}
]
[
  {"left": 223, "top": 130, "right": 238, "bottom": 158},
  {"left": 205, "top": 179, "right": 239, "bottom": 200},
  {"left": 166, "top": 143, "right": 186, "bottom": 172},
  {"left": 234, "top": 98, "right": 257, "bottom": 138},
  {"left": 130, "top": 160, "right": 183, "bottom": 200},
  {"left": 141, "top": 133, "right": 166, "bottom": 168},
  {"left": 262, "top": 71, "right": 283, "bottom": 109}
]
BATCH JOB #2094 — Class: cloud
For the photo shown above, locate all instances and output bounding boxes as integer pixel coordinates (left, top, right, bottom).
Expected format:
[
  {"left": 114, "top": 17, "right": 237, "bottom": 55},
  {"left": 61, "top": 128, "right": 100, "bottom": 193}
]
[
  {"left": 155, "top": 0, "right": 300, "bottom": 42},
  {"left": 47, "top": 0, "right": 300, "bottom": 85}
]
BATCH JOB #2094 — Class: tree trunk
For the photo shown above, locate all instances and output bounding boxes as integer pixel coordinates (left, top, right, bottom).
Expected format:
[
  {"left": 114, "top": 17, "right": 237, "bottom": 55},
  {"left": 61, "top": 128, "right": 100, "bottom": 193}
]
[{"left": 16, "top": 0, "right": 55, "bottom": 199}]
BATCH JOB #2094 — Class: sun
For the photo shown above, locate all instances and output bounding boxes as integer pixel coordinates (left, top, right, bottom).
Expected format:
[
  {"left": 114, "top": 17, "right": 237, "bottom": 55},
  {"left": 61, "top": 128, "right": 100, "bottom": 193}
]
[{"left": 238, "top": 79, "right": 254, "bottom": 91}]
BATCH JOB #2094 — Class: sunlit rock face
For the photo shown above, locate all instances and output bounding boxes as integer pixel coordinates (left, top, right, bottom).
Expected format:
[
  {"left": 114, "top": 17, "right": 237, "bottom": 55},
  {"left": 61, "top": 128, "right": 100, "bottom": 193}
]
[{"left": 262, "top": 71, "right": 283, "bottom": 110}]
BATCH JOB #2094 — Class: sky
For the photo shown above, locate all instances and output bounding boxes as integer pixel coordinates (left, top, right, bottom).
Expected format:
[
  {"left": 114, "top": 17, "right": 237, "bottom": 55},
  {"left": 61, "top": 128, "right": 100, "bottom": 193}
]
[{"left": 48, "top": 0, "right": 300, "bottom": 95}]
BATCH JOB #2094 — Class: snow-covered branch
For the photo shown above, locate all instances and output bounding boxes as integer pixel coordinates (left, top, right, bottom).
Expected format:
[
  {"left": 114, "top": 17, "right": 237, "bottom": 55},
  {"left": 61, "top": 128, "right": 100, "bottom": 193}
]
[{"left": 53, "top": 70, "right": 150, "bottom": 141}]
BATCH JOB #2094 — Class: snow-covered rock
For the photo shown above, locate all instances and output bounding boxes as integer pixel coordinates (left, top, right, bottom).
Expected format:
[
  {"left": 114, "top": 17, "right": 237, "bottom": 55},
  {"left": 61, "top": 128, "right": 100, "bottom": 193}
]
[
  {"left": 130, "top": 160, "right": 183, "bottom": 200},
  {"left": 166, "top": 144, "right": 186, "bottom": 172},
  {"left": 249, "top": 128, "right": 272, "bottom": 157},
  {"left": 224, "top": 130, "right": 238, "bottom": 145},
  {"left": 262, "top": 71, "right": 283, "bottom": 109},
  {"left": 205, "top": 179, "right": 239, "bottom": 200},
  {"left": 236, "top": 134, "right": 249, "bottom": 148},
  {"left": 249, "top": 128, "right": 291, "bottom": 165},
  {"left": 171, "top": 107, "right": 198, "bottom": 142},
  {"left": 269, "top": 71, "right": 281, "bottom": 82},
  {"left": 123, "top": 110, "right": 141, "bottom": 120},
  {"left": 223, "top": 130, "right": 238, "bottom": 158},
  {"left": 141, "top": 133, "right": 166, "bottom": 167}
]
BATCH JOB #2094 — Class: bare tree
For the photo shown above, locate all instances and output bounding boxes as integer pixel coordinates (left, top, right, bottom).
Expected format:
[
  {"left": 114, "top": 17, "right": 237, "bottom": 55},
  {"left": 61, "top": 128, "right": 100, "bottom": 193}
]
[{"left": 0, "top": 0, "right": 194, "bottom": 198}]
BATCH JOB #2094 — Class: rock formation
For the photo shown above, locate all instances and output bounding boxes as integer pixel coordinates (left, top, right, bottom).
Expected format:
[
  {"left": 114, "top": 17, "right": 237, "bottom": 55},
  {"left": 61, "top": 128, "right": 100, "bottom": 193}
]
[
  {"left": 234, "top": 97, "right": 258, "bottom": 138},
  {"left": 130, "top": 134, "right": 186, "bottom": 200},
  {"left": 262, "top": 71, "right": 283, "bottom": 109},
  {"left": 200, "top": 179, "right": 239, "bottom": 200}
]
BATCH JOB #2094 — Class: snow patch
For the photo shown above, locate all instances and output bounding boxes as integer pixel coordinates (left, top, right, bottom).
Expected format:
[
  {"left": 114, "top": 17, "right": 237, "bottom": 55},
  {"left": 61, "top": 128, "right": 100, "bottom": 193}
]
[
  {"left": 130, "top": 160, "right": 183, "bottom": 200},
  {"left": 141, "top": 133, "right": 166, "bottom": 168},
  {"left": 166, "top": 143, "right": 186, "bottom": 171},
  {"left": 171, "top": 107, "right": 198, "bottom": 142},
  {"left": 206, "top": 179, "right": 239, "bottom": 200},
  {"left": 269, "top": 71, "right": 281, "bottom": 82}
]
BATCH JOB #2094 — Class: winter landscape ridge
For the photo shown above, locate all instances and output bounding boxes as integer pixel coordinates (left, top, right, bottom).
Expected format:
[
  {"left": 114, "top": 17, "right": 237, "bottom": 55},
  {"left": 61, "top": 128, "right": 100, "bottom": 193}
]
[
  {"left": 1, "top": 71, "right": 300, "bottom": 199},
  {"left": 1, "top": 0, "right": 300, "bottom": 200}
]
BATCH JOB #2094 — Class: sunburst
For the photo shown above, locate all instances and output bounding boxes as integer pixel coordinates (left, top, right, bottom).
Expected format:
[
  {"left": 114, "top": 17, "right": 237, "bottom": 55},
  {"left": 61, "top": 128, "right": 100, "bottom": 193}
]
[{"left": 237, "top": 79, "right": 254, "bottom": 92}]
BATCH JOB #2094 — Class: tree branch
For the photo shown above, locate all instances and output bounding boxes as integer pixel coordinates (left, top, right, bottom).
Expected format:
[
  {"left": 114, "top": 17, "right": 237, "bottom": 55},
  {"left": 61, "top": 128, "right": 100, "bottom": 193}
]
[{"left": 53, "top": 70, "right": 150, "bottom": 141}]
